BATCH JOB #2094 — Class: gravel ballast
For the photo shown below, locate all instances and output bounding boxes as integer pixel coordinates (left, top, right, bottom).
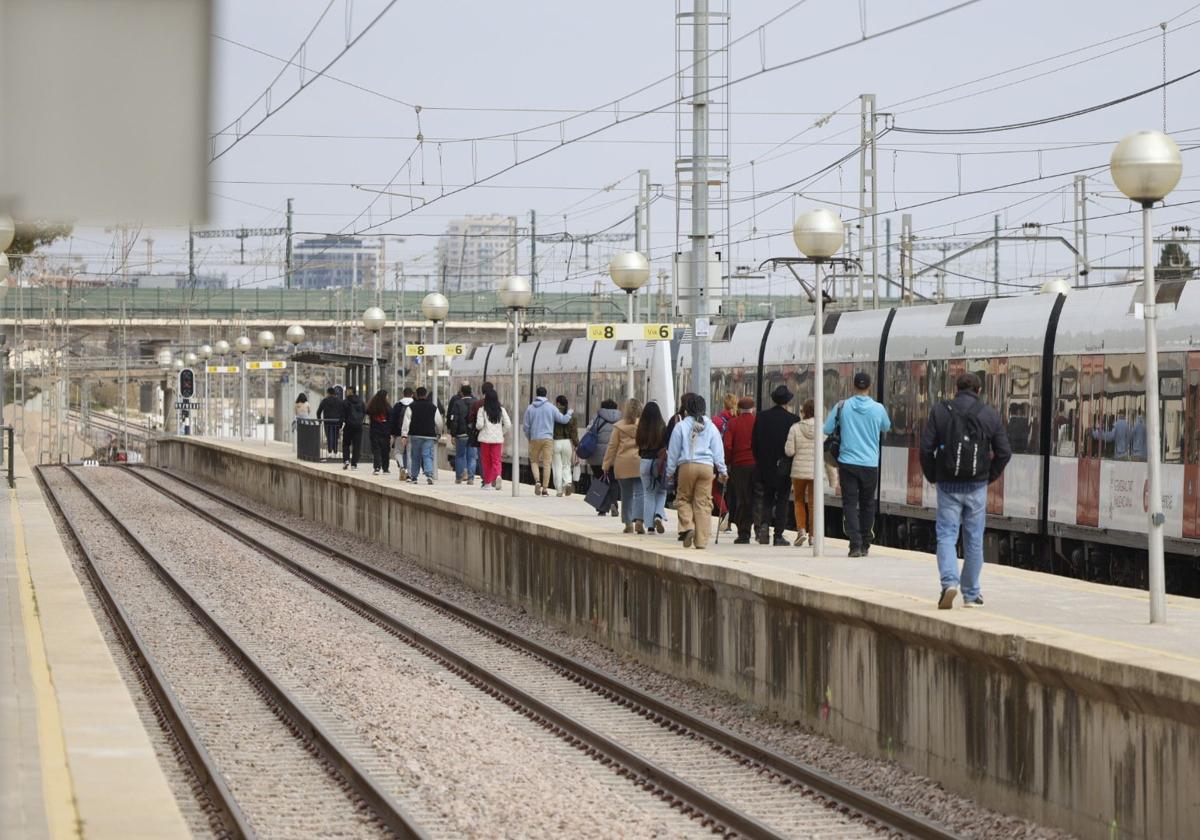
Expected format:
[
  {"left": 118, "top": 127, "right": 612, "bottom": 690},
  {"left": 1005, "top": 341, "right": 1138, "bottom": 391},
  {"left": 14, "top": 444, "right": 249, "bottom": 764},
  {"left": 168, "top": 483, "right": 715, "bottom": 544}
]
[
  {"left": 80, "top": 466, "right": 707, "bottom": 839},
  {"left": 151, "top": 465, "right": 1075, "bottom": 840}
]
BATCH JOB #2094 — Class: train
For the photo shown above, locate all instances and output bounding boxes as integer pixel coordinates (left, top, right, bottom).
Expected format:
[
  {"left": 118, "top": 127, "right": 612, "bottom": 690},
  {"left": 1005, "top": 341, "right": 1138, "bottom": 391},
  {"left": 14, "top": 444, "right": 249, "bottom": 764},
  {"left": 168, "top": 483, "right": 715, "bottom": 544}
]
[{"left": 453, "top": 280, "right": 1200, "bottom": 594}]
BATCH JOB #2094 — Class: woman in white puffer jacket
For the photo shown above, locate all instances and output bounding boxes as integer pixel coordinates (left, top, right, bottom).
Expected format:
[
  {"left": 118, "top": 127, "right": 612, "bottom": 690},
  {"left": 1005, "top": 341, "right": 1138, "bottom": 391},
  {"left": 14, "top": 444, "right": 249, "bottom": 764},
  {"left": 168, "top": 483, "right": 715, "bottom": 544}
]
[{"left": 784, "top": 399, "right": 817, "bottom": 546}]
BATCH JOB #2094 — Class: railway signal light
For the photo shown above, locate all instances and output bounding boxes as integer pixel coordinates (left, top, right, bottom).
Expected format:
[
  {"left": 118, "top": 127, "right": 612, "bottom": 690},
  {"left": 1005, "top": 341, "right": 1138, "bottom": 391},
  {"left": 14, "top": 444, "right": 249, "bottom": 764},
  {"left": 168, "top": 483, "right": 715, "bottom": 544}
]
[{"left": 179, "top": 368, "right": 195, "bottom": 399}]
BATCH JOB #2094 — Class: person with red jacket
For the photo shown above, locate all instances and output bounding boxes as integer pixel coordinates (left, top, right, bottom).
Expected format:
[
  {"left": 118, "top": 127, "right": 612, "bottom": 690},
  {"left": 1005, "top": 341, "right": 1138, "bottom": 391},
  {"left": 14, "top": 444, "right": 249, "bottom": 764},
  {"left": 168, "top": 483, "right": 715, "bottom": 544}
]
[{"left": 723, "top": 396, "right": 757, "bottom": 543}]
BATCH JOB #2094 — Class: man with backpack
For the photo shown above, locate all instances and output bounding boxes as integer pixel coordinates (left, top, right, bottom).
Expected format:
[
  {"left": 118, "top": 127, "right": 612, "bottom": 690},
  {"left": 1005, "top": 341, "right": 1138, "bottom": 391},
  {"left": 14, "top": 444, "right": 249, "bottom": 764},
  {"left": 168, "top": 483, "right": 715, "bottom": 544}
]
[
  {"left": 447, "top": 383, "right": 476, "bottom": 484},
  {"left": 920, "top": 372, "right": 1012, "bottom": 610},
  {"left": 823, "top": 372, "right": 891, "bottom": 557}
]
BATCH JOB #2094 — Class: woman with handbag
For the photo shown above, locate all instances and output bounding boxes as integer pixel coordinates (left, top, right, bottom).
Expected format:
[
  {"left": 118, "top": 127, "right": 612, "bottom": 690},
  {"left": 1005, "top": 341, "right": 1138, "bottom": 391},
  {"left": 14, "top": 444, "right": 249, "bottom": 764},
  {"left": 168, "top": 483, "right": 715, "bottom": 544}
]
[
  {"left": 784, "top": 399, "right": 818, "bottom": 546},
  {"left": 636, "top": 401, "right": 669, "bottom": 534},
  {"left": 581, "top": 399, "right": 622, "bottom": 516}
]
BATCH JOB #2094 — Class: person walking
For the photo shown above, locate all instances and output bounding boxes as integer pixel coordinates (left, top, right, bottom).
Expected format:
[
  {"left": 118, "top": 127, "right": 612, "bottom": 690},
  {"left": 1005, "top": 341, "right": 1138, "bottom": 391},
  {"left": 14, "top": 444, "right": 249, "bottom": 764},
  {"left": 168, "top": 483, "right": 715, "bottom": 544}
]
[
  {"left": 602, "top": 399, "right": 645, "bottom": 533},
  {"left": 467, "top": 381, "right": 494, "bottom": 483},
  {"left": 316, "top": 387, "right": 343, "bottom": 458},
  {"left": 712, "top": 394, "right": 738, "bottom": 528},
  {"left": 340, "top": 385, "right": 366, "bottom": 470},
  {"left": 823, "top": 372, "right": 891, "bottom": 557},
  {"left": 388, "top": 387, "right": 415, "bottom": 480},
  {"left": 723, "top": 396, "right": 756, "bottom": 543},
  {"left": 666, "top": 396, "right": 728, "bottom": 549},
  {"left": 448, "top": 383, "right": 477, "bottom": 484},
  {"left": 581, "top": 398, "right": 622, "bottom": 516},
  {"left": 550, "top": 395, "right": 579, "bottom": 497},
  {"left": 522, "top": 386, "right": 573, "bottom": 495},
  {"left": 784, "top": 399, "right": 818, "bottom": 547},
  {"left": 636, "top": 401, "right": 669, "bottom": 534},
  {"left": 920, "top": 372, "right": 1012, "bottom": 609},
  {"left": 400, "top": 386, "right": 443, "bottom": 484},
  {"left": 476, "top": 388, "right": 511, "bottom": 490},
  {"left": 752, "top": 385, "right": 799, "bottom": 546},
  {"left": 365, "top": 390, "right": 392, "bottom": 475},
  {"left": 294, "top": 392, "right": 310, "bottom": 419}
]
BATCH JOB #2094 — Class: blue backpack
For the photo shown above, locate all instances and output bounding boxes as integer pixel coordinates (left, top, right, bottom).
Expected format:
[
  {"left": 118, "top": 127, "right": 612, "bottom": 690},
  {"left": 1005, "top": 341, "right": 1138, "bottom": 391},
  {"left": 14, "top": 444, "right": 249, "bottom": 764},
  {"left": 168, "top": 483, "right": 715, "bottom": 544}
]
[{"left": 576, "top": 417, "right": 609, "bottom": 459}]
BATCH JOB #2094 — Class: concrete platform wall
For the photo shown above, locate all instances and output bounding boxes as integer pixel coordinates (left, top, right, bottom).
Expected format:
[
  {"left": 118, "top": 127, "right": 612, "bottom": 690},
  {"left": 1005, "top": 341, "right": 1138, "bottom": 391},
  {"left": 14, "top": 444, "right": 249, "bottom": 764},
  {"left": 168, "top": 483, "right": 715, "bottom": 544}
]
[{"left": 155, "top": 438, "right": 1200, "bottom": 840}]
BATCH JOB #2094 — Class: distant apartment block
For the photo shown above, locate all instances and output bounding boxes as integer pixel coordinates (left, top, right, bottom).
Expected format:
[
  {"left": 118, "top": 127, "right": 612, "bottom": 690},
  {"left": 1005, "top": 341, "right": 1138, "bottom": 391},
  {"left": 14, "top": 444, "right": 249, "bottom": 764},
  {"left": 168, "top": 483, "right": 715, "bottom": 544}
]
[
  {"left": 436, "top": 215, "right": 518, "bottom": 293},
  {"left": 292, "top": 237, "right": 380, "bottom": 289}
]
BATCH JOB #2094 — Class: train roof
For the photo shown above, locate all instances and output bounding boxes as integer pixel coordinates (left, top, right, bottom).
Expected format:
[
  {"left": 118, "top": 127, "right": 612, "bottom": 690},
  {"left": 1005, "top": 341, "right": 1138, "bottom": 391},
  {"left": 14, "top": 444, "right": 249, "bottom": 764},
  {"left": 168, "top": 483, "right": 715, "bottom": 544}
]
[
  {"left": 1053, "top": 281, "right": 1200, "bottom": 355},
  {"left": 884, "top": 293, "right": 1058, "bottom": 361}
]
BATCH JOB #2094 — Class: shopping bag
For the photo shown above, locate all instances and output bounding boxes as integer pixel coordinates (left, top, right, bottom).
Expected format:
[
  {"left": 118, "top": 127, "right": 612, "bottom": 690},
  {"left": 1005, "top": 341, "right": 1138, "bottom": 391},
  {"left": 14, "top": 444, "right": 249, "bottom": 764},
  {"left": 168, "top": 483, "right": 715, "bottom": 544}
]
[{"left": 584, "top": 475, "right": 612, "bottom": 511}]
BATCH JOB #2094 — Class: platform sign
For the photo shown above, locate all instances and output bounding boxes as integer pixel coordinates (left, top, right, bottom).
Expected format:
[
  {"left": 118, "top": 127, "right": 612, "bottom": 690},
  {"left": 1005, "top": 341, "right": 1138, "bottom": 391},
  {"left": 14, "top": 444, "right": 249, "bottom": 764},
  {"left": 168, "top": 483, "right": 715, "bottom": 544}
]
[
  {"left": 206, "top": 365, "right": 239, "bottom": 374},
  {"left": 405, "top": 344, "right": 467, "bottom": 357},
  {"left": 246, "top": 360, "right": 288, "bottom": 371},
  {"left": 174, "top": 400, "right": 201, "bottom": 410},
  {"left": 587, "top": 323, "right": 674, "bottom": 341}
]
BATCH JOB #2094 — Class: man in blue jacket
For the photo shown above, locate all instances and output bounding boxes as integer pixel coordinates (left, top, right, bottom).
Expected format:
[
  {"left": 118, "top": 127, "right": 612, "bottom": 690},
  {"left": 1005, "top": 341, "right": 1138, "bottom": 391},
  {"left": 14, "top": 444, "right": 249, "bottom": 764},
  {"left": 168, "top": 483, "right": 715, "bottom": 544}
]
[
  {"left": 823, "top": 372, "right": 891, "bottom": 557},
  {"left": 522, "top": 386, "right": 573, "bottom": 495}
]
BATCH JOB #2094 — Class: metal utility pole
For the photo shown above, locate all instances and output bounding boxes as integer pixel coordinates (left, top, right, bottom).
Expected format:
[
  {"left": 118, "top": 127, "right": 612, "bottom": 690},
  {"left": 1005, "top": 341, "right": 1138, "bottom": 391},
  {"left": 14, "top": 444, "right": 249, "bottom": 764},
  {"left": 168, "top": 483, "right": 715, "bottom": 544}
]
[
  {"left": 529, "top": 210, "right": 537, "bottom": 295},
  {"left": 993, "top": 215, "right": 1001, "bottom": 297},
  {"left": 858, "top": 93, "right": 879, "bottom": 308},
  {"left": 1073, "top": 176, "right": 1089, "bottom": 286},
  {"left": 285, "top": 198, "right": 294, "bottom": 289},
  {"left": 900, "top": 214, "right": 914, "bottom": 305},
  {"left": 689, "top": 0, "right": 711, "bottom": 410},
  {"left": 188, "top": 225, "right": 195, "bottom": 289},
  {"left": 637, "top": 169, "right": 651, "bottom": 256}
]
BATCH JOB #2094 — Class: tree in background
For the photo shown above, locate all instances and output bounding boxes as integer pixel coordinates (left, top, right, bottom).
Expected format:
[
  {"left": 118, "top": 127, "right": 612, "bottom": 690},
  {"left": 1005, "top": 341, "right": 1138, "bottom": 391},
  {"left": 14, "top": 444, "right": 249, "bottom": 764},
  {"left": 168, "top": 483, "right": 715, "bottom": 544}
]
[
  {"left": 6, "top": 220, "right": 73, "bottom": 272},
  {"left": 1156, "top": 242, "right": 1195, "bottom": 282}
]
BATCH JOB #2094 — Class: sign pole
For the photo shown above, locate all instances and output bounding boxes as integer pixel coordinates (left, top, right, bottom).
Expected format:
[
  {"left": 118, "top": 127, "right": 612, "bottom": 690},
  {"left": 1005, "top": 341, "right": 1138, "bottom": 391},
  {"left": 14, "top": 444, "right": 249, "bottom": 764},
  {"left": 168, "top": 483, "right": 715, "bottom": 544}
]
[{"left": 512, "top": 308, "right": 520, "bottom": 497}]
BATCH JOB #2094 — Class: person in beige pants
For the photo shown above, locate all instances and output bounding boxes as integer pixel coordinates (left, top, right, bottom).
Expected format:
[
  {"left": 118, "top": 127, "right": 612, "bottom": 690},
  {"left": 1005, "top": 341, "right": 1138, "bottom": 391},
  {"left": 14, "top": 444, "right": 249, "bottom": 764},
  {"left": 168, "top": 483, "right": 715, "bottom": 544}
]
[{"left": 665, "top": 395, "right": 729, "bottom": 550}]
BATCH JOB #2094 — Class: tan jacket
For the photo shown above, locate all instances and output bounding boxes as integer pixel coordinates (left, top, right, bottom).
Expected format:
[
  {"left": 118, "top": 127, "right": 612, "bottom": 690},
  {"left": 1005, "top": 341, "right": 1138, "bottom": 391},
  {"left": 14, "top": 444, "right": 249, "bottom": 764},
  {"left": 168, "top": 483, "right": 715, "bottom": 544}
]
[
  {"left": 784, "top": 417, "right": 816, "bottom": 480},
  {"left": 601, "top": 419, "right": 641, "bottom": 479}
]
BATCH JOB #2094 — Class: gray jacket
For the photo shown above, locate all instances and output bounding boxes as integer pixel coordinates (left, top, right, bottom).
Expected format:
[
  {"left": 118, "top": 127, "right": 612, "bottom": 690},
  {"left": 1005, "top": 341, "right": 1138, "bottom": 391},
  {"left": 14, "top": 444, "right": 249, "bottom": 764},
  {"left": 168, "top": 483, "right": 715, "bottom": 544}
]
[{"left": 585, "top": 407, "right": 622, "bottom": 467}]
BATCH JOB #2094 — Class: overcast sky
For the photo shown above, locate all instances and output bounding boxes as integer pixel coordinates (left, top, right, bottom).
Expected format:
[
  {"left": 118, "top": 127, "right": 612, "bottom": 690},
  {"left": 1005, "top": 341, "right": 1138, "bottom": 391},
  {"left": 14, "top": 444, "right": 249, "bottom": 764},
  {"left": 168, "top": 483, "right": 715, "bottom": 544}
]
[{"left": 46, "top": 0, "right": 1200, "bottom": 299}]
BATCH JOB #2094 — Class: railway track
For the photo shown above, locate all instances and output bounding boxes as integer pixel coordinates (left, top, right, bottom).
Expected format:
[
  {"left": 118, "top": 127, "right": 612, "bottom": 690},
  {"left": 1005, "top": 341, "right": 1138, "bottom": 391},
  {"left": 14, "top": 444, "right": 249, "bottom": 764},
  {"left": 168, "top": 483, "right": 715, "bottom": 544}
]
[
  {"left": 38, "top": 465, "right": 428, "bottom": 840},
  {"left": 128, "top": 463, "right": 958, "bottom": 840}
]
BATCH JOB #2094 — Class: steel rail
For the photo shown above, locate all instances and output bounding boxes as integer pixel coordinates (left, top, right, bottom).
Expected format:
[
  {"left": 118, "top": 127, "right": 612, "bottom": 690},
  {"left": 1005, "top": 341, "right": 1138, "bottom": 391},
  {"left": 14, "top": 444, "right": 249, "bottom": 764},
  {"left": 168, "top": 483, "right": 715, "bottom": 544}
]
[
  {"left": 137, "top": 464, "right": 960, "bottom": 840},
  {"left": 125, "top": 465, "right": 779, "bottom": 838},
  {"left": 36, "top": 466, "right": 254, "bottom": 840},
  {"left": 61, "top": 466, "right": 430, "bottom": 840}
]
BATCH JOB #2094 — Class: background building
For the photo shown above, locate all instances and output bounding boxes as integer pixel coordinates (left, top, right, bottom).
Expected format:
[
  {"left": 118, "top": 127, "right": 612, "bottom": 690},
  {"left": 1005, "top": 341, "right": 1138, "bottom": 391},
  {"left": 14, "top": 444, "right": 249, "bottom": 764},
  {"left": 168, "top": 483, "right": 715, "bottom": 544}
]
[
  {"left": 436, "top": 215, "right": 518, "bottom": 293},
  {"left": 292, "top": 237, "right": 380, "bottom": 289}
]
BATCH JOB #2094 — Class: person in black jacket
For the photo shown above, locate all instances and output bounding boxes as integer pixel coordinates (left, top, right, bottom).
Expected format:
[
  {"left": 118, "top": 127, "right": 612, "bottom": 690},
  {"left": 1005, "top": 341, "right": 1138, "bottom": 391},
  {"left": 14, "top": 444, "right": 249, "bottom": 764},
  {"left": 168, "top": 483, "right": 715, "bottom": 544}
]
[
  {"left": 388, "top": 387, "right": 414, "bottom": 479},
  {"left": 919, "top": 372, "right": 1012, "bottom": 610},
  {"left": 751, "top": 385, "right": 800, "bottom": 546},
  {"left": 341, "top": 386, "right": 366, "bottom": 470},
  {"left": 447, "top": 383, "right": 476, "bottom": 484},
  {"left": 316, "top": 387, "right": 343, "bottom": 458},
  {"left": 366, "top": 389, "right": 392, "bottom": 475}
]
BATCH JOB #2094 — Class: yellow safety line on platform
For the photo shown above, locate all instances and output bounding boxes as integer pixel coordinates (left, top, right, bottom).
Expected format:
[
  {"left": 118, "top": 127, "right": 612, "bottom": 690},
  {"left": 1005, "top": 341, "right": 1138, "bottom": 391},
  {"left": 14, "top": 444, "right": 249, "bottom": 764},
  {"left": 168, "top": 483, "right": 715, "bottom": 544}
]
[{"left": 10, "top": 490, "right": 80, "bottom": 839}]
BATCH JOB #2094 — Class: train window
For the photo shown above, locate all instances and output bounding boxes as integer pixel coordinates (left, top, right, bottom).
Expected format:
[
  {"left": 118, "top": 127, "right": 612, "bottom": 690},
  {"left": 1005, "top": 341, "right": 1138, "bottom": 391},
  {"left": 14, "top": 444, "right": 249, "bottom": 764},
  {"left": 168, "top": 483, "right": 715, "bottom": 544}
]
[
  {"left": 556, "top": 339, "right": 573, "bottom": 354},
  {"left": 882, "top": 361, "right": 912, "bottom": 447},
  {"left": 1161, "top": 353, "right": 1185, "bottom": 464},
  {"left": 808, "top": 313, "right": 841, "bottom": 335},
  {"left": 1053, "top": 357, "right": 1079, "bottom": 457},
  {"left": 1006, "top": 357, "right": 1040, "bottom": 455},
  {"left": 946, "top": 298, "right": 989, "bottom": 326},
  {"left": 1099, "top": 354, "right": 1146, "bottom": 461}
]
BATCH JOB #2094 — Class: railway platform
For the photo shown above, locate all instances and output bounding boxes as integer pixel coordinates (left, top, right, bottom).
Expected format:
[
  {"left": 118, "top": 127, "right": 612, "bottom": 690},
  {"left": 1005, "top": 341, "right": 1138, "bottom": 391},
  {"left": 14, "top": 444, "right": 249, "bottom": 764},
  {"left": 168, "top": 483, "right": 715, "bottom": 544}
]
[
  {"left": 153, "top": 434, "right": 1200, "bottom": 840},
  {"left": 1, "top": 446, "right": 189, "bottom": 838}
]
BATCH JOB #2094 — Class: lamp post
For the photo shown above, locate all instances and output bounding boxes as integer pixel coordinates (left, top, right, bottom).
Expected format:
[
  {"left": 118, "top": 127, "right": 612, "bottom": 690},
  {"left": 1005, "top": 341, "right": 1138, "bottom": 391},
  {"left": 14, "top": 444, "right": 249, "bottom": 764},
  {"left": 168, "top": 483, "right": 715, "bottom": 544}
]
[
  {"left": 361, "top": 307, "right": 385, "bottom": 396},
  {"left": 235, "top": 336, "right": 251, "bottom": 441},
  {"left": 286, "top": 325, "right": 305, "bottom": 441},
  {"left": 1111, "top": 129, "right": 1183, "bottom": 624},
  {"left": 793, "top": 209, "right": 845, "bottom": 558},
  {"left": 257, "top": 331, "right": 275, "bottom": 445},
  {"left": 198, "top": 344, "right": 212, "bottom": 435},
  {"left": 214, "top": 340, "right": 230, "bottom": 436},
  {"left": 420, "top": 292, "right": 449, "bottom": 409},
  {"left": 609, "top": 250, "right": 650, "bottom": 400},
  {"left": 499, "top": 275, "right": 531, "bottom": 496}
]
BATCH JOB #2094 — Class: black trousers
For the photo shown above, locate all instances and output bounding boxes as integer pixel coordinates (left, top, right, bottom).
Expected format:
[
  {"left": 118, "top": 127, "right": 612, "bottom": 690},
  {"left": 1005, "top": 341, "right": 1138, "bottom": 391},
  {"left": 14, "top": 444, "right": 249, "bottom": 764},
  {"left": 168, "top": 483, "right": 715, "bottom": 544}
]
[
  {"left": 729, "top": 465, "right": 755, "bottom": 537},
  {"left": 323, "top": 419, "right": 340, "bottom": 453},
  {"left": 838, "top": 463, "right": 879, "bottom": 550},
  {"left": 753, "top": 471, "right": 790, "bottom": 538},
  {"left": 369, "top": 429, "right": 391, "bottom": 472},
  {"left": 342, "top": 425, "right": 362, "bottom": 466}
]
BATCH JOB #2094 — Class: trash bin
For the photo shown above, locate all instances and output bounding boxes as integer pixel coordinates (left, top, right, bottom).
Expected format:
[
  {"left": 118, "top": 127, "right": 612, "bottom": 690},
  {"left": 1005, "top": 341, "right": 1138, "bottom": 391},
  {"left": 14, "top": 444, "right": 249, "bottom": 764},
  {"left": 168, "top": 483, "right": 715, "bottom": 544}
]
[{"left": 296, "top": 417, "right": 322, "bottom": 461}]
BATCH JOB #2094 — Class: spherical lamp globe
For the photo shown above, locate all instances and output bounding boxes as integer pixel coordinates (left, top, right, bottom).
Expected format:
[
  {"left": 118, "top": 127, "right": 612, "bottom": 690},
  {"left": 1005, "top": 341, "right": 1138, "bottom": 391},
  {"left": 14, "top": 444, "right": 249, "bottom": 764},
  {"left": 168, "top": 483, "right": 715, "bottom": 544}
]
[
  {"left": 234, "top": 336, "right": 252, "bottom": 355},
  {"left": 1111, "top": 130, "right": 1183, "bottom": 204},
  {"left": 608, "top": 251, "right": 650, "bottom": 292},
  {"left": 793, "top": 209, "right": 845, "bottom": 260},
  {"left": 285, "top": 324, "right": 306, "bottom": 346},
  {"left": 156, "top": 348, "right": 173, "bottom": 370},
  {"left": 257, "top": 330, "right": 275, "bottom": 350},
  {"left": 498, "top": 275, "right": 532, "bottom": 310},
  {"left": 199, "top": 344, "right": 213, "bottom": 361},
  {"left": 214, "top": 340, "right": 231, "bottom": 357},
  {"left": 421, "top": 292, "right": 449, "bottom": 322},
  {"left": 184, "top": 352, "right": 198, "bottom": 367},
  {"left": 361, "top": 307, "right": 386, "bottom": 332}
]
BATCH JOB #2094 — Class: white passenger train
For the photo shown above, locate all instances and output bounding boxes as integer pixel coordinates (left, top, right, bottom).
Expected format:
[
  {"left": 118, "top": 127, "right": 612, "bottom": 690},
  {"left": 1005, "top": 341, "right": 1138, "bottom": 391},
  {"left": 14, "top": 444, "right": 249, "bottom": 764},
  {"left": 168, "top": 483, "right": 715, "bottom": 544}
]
[{"left": 454, "top": 282, "right": 1200, "bottom": 592}]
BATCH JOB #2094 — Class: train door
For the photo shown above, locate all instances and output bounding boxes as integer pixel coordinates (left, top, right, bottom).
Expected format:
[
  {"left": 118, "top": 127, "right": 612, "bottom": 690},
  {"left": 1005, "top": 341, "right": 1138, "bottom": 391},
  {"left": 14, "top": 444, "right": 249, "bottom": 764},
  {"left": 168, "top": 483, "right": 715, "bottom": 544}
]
[
  {"left": 1184, "top": 352, "right": 1200, "bottom": 538},
  {"left": 984, "top": 357, "right": 1007, "bottom": 515},
  {"left": 1076, "top": 355, "right": 1104, "bottom": 528},
  {"left": 906, "top": 360, "right": 925, "bottom": 506}
]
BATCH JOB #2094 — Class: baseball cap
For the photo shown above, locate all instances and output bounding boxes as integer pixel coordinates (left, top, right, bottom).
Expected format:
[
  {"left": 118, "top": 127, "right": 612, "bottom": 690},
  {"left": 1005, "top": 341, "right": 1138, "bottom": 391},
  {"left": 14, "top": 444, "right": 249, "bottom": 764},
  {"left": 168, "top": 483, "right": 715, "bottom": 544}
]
[{"left": 853, "top": 372, "right": 871, "bottom": 390}]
